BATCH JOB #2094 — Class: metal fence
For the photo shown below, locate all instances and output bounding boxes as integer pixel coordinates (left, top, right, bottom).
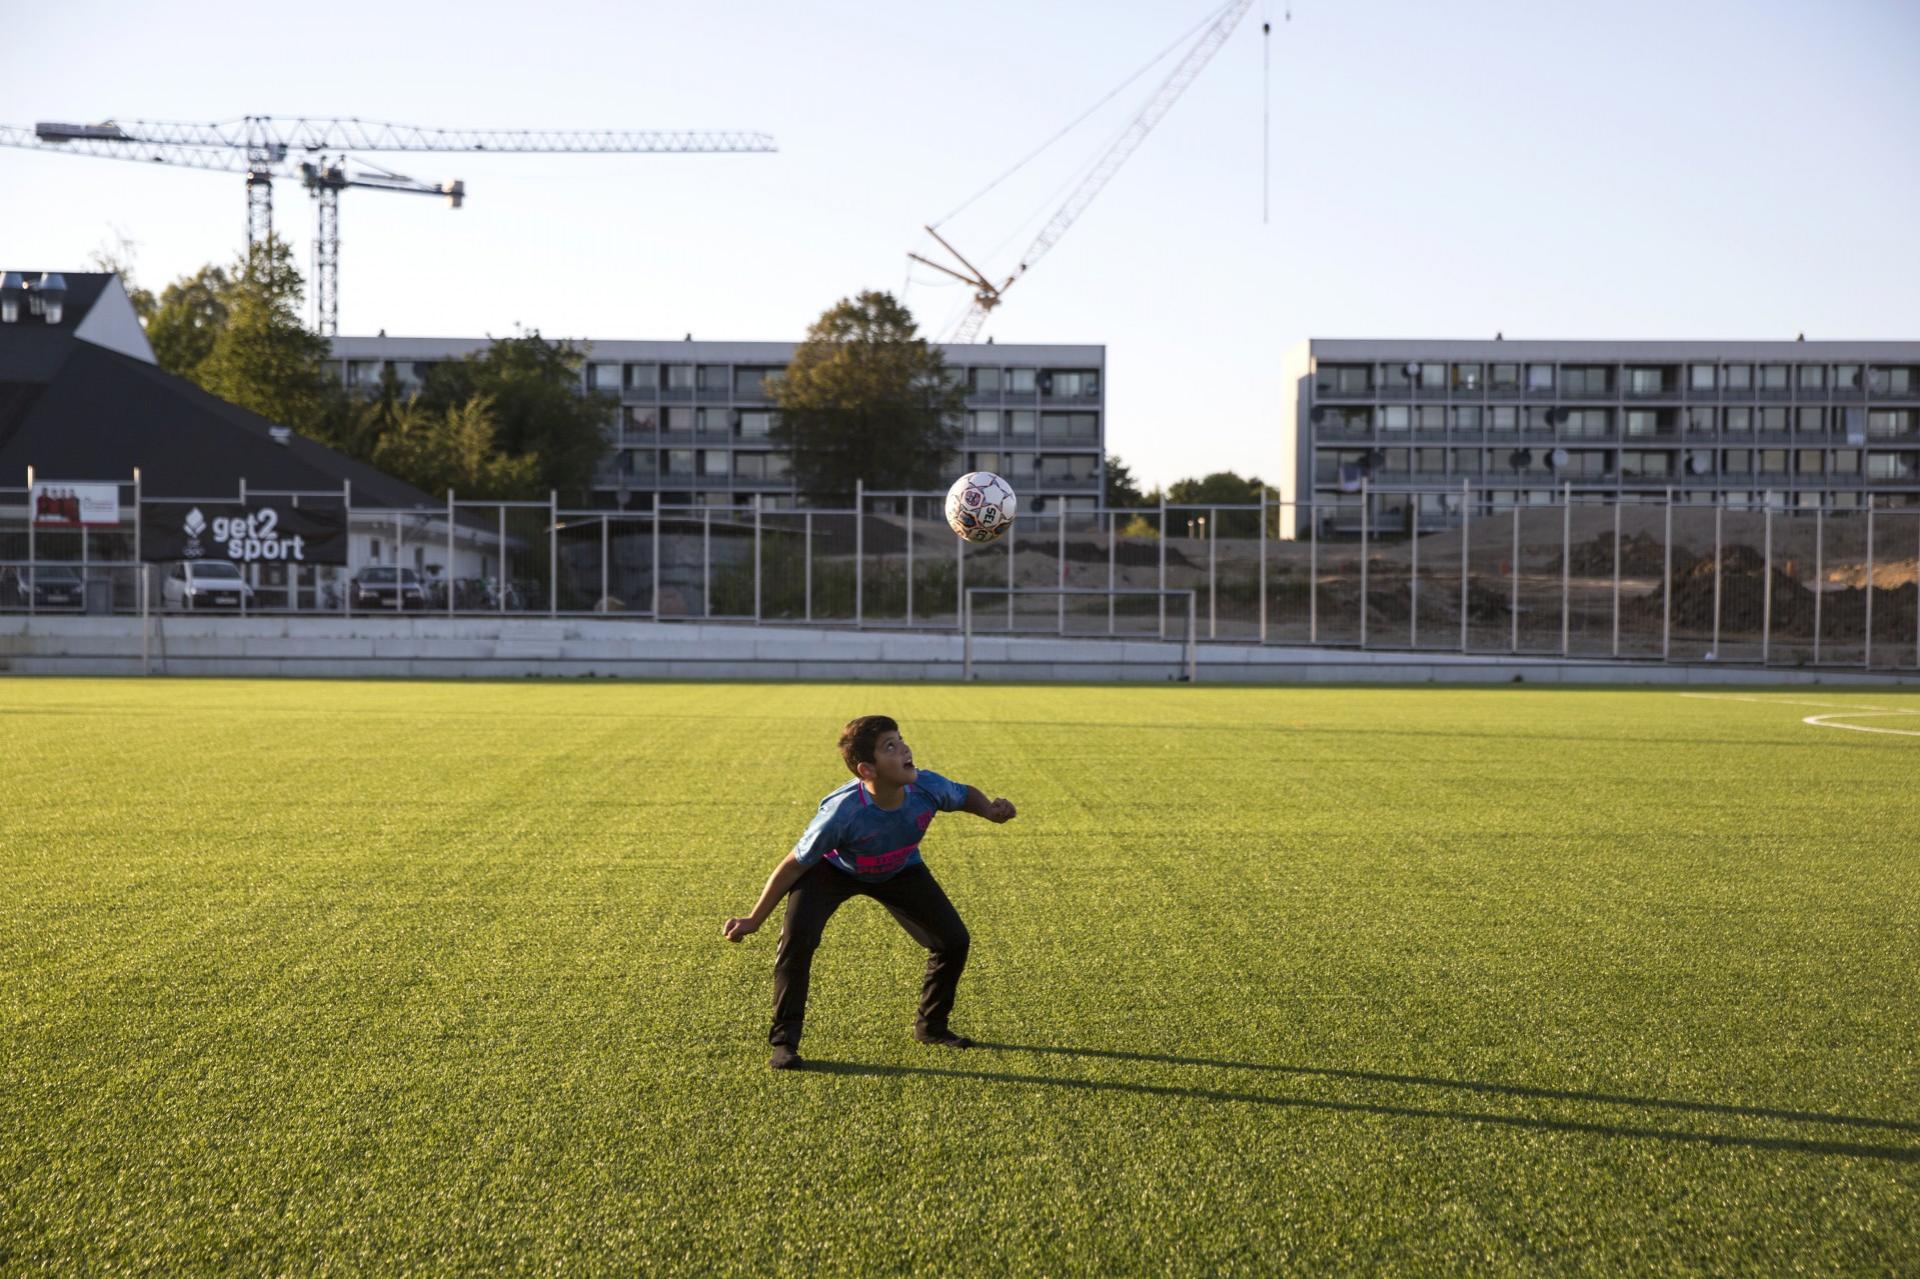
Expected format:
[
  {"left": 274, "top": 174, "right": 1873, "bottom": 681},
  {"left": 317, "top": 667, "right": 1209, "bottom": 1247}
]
[{"left": 3, "top": 477, "right": 1918, "bottom": 671}]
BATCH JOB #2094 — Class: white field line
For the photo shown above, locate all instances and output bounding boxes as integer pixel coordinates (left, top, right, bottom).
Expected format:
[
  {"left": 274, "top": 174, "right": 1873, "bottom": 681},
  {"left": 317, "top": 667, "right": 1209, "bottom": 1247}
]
[
  {"left": 1677, "top": 693, "right": 1897, "bottom": 712},
  {"left": 1802, "top": 712, "right": 1920, "bottom": 737}
]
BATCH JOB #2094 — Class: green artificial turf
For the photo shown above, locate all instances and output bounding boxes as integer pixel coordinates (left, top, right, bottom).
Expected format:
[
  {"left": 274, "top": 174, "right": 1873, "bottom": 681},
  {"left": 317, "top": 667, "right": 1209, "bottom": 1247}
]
[{"left": 2, "top": 678, "right": 1916, "bottom": 1276}]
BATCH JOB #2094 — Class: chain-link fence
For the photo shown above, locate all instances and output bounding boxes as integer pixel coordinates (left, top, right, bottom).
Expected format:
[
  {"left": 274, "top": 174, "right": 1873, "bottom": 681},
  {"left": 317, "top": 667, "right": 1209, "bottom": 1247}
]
[{"left": 4, "top": 479, "right": 1918, "bottom": 671}]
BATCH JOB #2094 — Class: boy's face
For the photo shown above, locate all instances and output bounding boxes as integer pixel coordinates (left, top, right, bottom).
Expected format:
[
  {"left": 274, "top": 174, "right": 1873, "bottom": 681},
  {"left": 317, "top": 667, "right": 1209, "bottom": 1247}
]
[{"left": 861, "top": 729, "right": 917, "bottom": 787}]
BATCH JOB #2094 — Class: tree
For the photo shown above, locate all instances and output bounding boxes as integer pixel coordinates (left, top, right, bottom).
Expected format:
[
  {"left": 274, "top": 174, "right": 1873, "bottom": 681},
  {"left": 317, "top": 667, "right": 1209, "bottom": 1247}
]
[
  {"left": 193, "top": 241, "right": 346, "bottom": 438},
  {"left": 771, "top": 291, "right": 964, "bottom": 505},
  {"left": 144, "top": 264, "right": 232, "bottom": 378},
  {"left": 371, "top": 394, "right": 541, "bottom": 499},
  {"left": 1104, "top": 454, "right": 1149, "bottom": 508},
  {"left": 86, "top": 246, "right": 155, "bottom": 328},
  {"left": 1164, "top": 470, "right": 1278, "bottom": 537},
  {"left": 417, "top": 332, "right": 607, "bottom": 501}
]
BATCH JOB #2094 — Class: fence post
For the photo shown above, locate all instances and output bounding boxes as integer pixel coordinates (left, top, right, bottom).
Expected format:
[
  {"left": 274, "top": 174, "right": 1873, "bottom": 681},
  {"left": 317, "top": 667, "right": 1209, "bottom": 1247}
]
[
  {"left": 1712, "top": 504, "right": 1722, "bottom": 657},
  {"left": 393, "top": 509, "right": 403, "bottom": 616},
  {"left": 344, "top": 479, "right": 354, "bottom": 619},
  {"left": 1509, "top": 501, "right": 1519, "bottom": 654},
  {"left": 950, "top": 509, "right": 959, "bottom": 630},
  {"left": 1409, "top": 495, "right": 1419, "bottom": 650},
  {"left": 754, "top": 494, "right": 763, "bottom": 623},
  {"left": 1206, "top": 506, "right": 1217, "bottom": 641},
  {"left": 498, "top": 504, "right": 507, "bottom": 617},
  {"left": 1610, "top": 499, "right": 1621, "bottom": 658},
  {"left": 1107, "top": 509, "right": 1117, "bottom": 636},
  {"left": 24, "top": 464, "right": 32, "bottom": 619},
  {"left": 906, "top": 495, "right": 916, "bottom": 627},
  {"left": 1359, "top": 479, "right": 1370, "bottom": 649},
  {"left": 1459, "top": 480, "right": 1469, "bottom": 654},
  {"left": 1762, "top": 498, "right": 1773, "bottom": 665},
  {"left": 854, "top": 478, "right": 864, "bottom": 630},
  {"left": 600, "top": 511, "right": 610, "bottom": 615},
  {"left": 549, "top": 490, "right": 559, "bottom": 618},
  {"left": 1258, "top": 489, "right": 1268, "bottom": 645},
  {"left": 651, "top": 495, "right": 661, "bottom": 619},
  {"left": 1309, "top": 495, "right": 1319, "bottom": 644},
  {"left": 133, "top": 467, "right": 142, "bottom": 579},
  {"left": 1057, "top": 501, "right": 1067, "bottom": 636},
  {"left": 702, "top": 504, "right": 711, "bottom": 620},
  {"left": 448, "top": 489, "right": 457, "bottom": 617},
  {"left": 1559, "top": 482, "right": 1570, "bottom": 658},
  {"left": 1864, "top": 499, "right": 1875, "bottom": 670},
  {"left": 1661, "top": 490, "right": 1672, "bottom": 661},
  {"left": 1187, "top": 591, "right": 1198, "bottom": 682},
  {"left": 1812, "top": 505, "right": 1823, "bottom": 664},
  {"left": 1157, "top": 491, "right": 1167, "bottom": 639},
  {"left": 1005, "top": 509, "right": 1015, "bottom": 631}
]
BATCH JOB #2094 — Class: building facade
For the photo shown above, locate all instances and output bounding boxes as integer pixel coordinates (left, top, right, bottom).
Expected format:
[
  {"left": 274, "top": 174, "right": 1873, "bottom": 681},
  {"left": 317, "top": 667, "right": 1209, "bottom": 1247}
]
[
  {"left": 330, "top": 336, "right": 1106, "bottom": 511},
  {"left": 1282, "top": 339, "right": 1920, "bottom": 533}
]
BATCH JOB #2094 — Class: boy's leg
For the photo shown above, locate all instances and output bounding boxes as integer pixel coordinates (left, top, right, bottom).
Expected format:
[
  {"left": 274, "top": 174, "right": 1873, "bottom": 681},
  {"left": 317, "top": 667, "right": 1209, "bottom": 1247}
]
[
  {"left": 770, "top": 862, "right": 856, "bottom": 1050},
  {"left": 870, "top": 865, "right": 972, "bottom": 1039}
]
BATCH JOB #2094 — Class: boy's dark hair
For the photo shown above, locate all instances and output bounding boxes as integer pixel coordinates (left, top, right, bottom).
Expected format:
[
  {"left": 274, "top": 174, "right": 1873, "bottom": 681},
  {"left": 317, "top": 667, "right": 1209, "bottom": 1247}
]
[{"left": 839, "top": 715, "right": 899, "bottom": 776}]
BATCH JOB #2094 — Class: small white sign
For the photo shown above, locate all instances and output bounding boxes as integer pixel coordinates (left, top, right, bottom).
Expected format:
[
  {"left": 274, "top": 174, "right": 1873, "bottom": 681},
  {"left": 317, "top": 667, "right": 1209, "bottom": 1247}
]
[{"left": 31, "top": 483, "right": 120, "bottom": 528}]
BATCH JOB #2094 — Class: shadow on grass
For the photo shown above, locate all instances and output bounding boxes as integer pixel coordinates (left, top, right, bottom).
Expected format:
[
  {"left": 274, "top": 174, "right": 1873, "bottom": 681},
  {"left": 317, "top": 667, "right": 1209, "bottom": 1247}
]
[{"left": 801, "top": 1045, "right": 1920, "bottom": 1164}]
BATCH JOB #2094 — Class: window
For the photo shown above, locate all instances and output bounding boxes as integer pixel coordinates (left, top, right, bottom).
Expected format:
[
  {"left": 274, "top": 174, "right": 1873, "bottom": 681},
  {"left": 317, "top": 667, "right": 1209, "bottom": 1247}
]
[
  {"left": 699, "top": 450, "right": 729, "bottom": 477},
  {"left": 1044, "top": 369, "right": 1100, "bottom": 397},
  {"left": 1798, "top": 365, "right": 1826, "bottom": 390},
  {"left": 969, "top": 410, "right": 1000, "bottom": 437},
  {"left": 734, "top": 367, "right": 779, "bottom": 397},
  {"left": 739, "top": 411, "right": 774, "bottom": 439},
  {"left": 1723, "top": 449, "right": 1751, "bottom": 474},
  {"left": 968, "top": 367, "right": 1002, "bottom": 394},
  {"left": 1832, "top": 449, "right": 1860, "bottom": 474},
  {"left": 665, "top": 364, "right": 694, "bottom": 390},
  {"left": 1796, "top": 450, "right": 1825, "bottom": 475},
  {"left": 1451, "top": 448, "right": 1483, "bottom": 474},
  {"left": 1315, "top": 364, "right": 1372, "bottom": 394},
  {"left": 1489, "top": 406, "right": 1518, "bottom": 433},
  {"left": 1689, "top": 364, "right": 1717, "bottom": 391},
  {"left": 1381, "top": 363, "right": 1415, "bottom": 390},
  {"left": 1007, "top": 368, "right": 1037, "bottom": 394},
  {"left": 1416, "top": 448, "right": 1446, "bottom": 474},
  {"left": 1796, "top": 407, "right": 1824, "bottom": 434},
  {"left": 1004, "top": 452, "right": 1037, "bottom": 478},
  {"left": 1452, "top": 406, "right": 1481, "bottom": 431},
  {"left": 697, "top": 365, "right": 730, "bottom": 392},
  {"left": 1724, "top": 364, "right": 1753, "bottom": 390},
  {"left": 1008, "top": 410, "right": 1036, "bottom": 436},
  {"left": 735, "top": 453, "right": 766, "bottom": 479},
  {"left": 1562, "top": 366, "right": 1611, "bottom": 396},
  {"left": 664, "top": 449, "right": 694, "bottom": 476},
  {"left": 1417, "top": 406, "right": 1446, "bottom": 432},
  {"left": 1621, "top": 450, "right": 1671, "bottom": 478},
  {"left": 1490, "top": 364, "right": 1520, "bottom": 391},
  {"left": 1041, "top": 412, "right": 1098, "bottom": 441},
  {"left": 1759, "top": 406, "right": 1789, "bottom": 433},
  {"left": 1868, "top": 410, "right": 1915, "bottom": 438},
  {"left": 1379, "top": 406, "right": 1410, "bottom": 432},
  {"left": 1451, "top": 363, "right": 1482, "bottom": 391},
  {"left": 1527, "top": 407, "right": 1555, "bottom": 432},
  {"left": 1419, "top": 364, "right": 1446, "bottom": 391},
  {"left": 1759, "top": 364, "right": 1790, "bottom": 391},
  {"left": 1835, "top": 364, "right": 1862, "bottom": 390},
  {"left": 665, "top": 407, "right": 693, "bottom": 432},
  {"left": 1628, "top": 367, "right": 1670, "bottom": 395},
  {"left": 1724, "top": 407, "right": 1751, "bottom": 433},
  {"left": 698, "top": 407, "right": 730, "bottom": 433},
  {"left": 588, "top": 363, "right": 620, "bottom": 392},
  {"left": 628, "top": 408, "right": 658, "bottom": 431},
  {"left": 1526, "top": 364, "right": 1555, "bottom": 393},
  {"left": 626, "top": 363, "right": 659, "bottom": 391},
  {"left": 1840, "top": 407, "right": 1867, "bottom": 441},
  {"left": 1686, "top": 407, "right": 1716, "bottom": 434},
  {"left": 1758, "top": 449, "right": 1789, "bottom": 475},
  {"left": 1564, "top": 409, "right": 1610, "bottom": 438},
  {"left": 1626, "top": 411, "right": 1660, "bottom": 438}
]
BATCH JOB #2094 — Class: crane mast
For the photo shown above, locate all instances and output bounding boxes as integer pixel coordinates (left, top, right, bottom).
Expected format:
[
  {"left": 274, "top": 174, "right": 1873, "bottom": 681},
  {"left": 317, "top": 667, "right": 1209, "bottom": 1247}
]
[
  {"left": 913, "top": 0, "right": 1254, "bottom": 342},
  {"left": 5, "top": 116, "right": 777, "bottom": 334}
]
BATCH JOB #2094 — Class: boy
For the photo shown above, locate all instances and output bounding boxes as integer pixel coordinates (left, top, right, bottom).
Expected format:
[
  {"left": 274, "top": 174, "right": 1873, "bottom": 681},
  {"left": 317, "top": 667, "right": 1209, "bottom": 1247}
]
[{"left": 722, "top": 715, "right": 1017, "bottom": 1070}]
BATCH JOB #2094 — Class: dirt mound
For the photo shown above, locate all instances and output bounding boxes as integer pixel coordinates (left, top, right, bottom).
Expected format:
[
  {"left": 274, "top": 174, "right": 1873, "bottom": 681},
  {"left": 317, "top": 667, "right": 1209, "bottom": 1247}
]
[
  {"left": 1549, "top": 531, "right": 1672, "bottom": 577},
  {"left": 1629, "top": 543, "right": 1920, "bottom": 638}
]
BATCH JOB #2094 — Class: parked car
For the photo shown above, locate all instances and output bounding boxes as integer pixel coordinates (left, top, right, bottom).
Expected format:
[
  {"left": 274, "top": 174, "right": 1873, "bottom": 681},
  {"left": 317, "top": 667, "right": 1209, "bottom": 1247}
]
[
  {"left": 162, "top": 560, "right": 256, "bottom": 610},
  {"left": 2, "top": 564, "right": 85, "bottom": 608},
  {"left": 349, "top": 566, "right": 427, "bottom": 610}
]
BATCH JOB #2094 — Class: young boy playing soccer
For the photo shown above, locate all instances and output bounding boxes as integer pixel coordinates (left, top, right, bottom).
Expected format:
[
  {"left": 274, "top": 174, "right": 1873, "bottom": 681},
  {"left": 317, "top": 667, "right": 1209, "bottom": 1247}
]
[{"left": 722, "top": 715, "right": 1017, "bottom": 1070}]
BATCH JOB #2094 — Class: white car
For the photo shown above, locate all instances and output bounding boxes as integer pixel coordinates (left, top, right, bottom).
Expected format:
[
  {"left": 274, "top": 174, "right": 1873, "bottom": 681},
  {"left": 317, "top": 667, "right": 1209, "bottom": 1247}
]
[{"left": 162, "top": 560, "right": 256, "bottom": 610}]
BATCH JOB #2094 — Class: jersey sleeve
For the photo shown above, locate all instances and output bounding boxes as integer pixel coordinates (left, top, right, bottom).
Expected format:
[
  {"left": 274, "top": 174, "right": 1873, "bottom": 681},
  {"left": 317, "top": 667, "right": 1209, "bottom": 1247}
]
[
  {"left": 790, "top": 798, "right": 846, "bottom": 867},
  {"left": 917, "top": 771, "right": 971, "bottom": 813}
]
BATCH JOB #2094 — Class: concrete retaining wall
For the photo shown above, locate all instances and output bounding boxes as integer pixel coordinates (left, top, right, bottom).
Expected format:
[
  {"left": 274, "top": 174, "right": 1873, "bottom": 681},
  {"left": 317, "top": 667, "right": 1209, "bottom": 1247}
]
[{"left": 1, "top": 615, "right": 1915, "bottom": 685}]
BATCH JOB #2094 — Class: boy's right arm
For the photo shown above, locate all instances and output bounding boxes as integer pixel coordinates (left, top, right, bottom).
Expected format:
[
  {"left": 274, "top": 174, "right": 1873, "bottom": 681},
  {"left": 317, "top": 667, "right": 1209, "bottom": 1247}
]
[{"left": 723, "top": 853, "right": 810, "bottom": 942}]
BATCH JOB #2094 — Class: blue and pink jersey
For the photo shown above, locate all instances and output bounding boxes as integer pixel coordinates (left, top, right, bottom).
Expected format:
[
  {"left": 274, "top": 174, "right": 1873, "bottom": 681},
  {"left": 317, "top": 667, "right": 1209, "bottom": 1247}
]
[{"left": 791, "top": 771, "right": 971, "bottom": 883}]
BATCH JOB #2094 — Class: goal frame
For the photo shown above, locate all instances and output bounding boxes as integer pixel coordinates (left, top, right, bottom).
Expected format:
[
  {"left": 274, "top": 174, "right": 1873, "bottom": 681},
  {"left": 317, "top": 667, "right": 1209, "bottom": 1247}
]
[{"left": 962, "top": 587, "right": 1197, "bottom": 682}]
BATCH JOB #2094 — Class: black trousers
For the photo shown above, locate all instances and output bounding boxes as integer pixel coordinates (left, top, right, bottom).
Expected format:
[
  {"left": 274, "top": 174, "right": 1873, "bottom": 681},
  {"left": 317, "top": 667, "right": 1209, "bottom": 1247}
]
[{"left": 769, "top": 861, "right": 970, "bottom": 1048}]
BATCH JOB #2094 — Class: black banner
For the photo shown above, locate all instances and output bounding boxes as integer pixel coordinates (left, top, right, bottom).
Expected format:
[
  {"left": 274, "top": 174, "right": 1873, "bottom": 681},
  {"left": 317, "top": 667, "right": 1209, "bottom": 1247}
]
[{"left": 141, "top": 501, "right": 348, "bottom": 565}]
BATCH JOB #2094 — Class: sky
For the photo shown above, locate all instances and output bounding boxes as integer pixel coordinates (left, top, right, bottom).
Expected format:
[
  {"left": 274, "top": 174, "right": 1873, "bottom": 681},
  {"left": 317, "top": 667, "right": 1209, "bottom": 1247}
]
[{"left": 4, "top": 0, "right": 1917, "bottom": 491}]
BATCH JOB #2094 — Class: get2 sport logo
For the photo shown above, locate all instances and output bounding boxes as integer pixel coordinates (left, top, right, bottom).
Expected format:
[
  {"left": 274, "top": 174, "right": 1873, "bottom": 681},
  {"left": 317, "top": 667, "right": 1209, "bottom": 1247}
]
[{"left": 143, "top": 501, "right": 346, "bottom": 566}]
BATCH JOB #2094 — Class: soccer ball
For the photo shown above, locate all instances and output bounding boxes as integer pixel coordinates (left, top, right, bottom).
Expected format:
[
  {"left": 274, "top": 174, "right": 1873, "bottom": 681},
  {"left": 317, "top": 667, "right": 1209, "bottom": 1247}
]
[{"left": 945, "top": 471, "right": 1018, "bottom": 544}]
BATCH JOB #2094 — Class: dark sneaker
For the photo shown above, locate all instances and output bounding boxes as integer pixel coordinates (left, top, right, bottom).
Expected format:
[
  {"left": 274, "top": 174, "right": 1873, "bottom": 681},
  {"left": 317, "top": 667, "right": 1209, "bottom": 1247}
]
[
  {"left": 913, "top": 1027, "right": 974, "bottom": 1049},
  {"left": 769, "top": 1045, "right": 804, "bottom": 1070}
]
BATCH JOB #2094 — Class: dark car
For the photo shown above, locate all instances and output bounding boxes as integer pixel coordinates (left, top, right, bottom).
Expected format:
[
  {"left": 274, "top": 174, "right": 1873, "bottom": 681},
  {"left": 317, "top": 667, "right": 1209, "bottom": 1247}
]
[
  {"left": 349, "top": 566, "right": 427, "bottom": 609},
  {"left": 4, "top": 565, "right": 85, "bottom": 608}
]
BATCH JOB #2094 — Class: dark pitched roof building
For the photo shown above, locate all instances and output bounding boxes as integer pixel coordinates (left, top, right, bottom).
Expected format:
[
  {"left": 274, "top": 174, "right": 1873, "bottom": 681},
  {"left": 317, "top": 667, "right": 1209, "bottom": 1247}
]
[{"left": 0, "top": 271, "right": 434, "bottom": 507}]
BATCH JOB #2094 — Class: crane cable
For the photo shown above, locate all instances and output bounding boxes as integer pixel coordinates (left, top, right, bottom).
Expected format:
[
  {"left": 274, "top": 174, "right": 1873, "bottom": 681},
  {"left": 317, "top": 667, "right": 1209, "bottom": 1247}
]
[{"left": 931, "top": 0, "right": 1241, "bottom": 231}]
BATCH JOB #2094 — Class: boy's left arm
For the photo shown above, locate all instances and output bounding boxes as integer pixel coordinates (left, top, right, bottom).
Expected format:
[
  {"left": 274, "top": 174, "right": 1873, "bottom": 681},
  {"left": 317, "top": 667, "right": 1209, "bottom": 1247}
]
[{"left": 960, "top": 785, "right": 1016, "bottom": 824}]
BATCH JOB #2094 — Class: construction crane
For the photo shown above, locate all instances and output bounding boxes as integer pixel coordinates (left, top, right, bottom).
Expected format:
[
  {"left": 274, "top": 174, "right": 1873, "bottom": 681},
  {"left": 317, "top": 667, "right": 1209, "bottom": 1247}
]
[
  {"left": 2, "top": 116, "right": 778, "bottom": 335},
  {"left": 909, "top": 0, "right": 1255, "bottom": 342}
]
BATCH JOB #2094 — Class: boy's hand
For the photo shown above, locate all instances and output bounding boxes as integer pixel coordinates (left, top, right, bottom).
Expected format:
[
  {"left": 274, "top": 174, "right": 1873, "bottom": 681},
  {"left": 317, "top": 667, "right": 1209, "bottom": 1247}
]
[
  {"left": 722, "top": 916, "right": 760, "bottom": 942},
  {"left": 984, "top": 798, "right": 1017, "bottom": 824}
]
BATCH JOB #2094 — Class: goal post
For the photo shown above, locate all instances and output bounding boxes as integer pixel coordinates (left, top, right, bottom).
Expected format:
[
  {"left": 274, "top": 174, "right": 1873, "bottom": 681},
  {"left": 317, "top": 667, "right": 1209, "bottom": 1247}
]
[{"left": 963, "top": 587, "right": 1197, "bottom": 682}]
